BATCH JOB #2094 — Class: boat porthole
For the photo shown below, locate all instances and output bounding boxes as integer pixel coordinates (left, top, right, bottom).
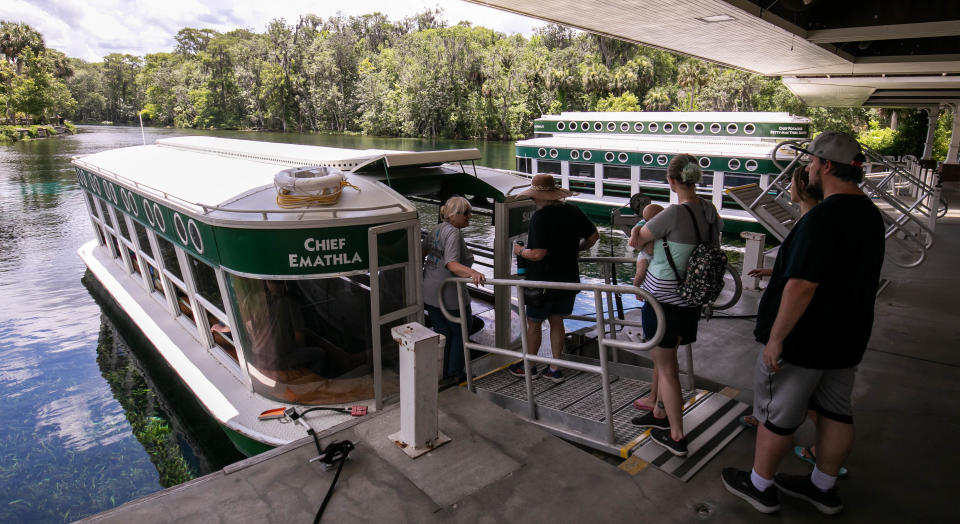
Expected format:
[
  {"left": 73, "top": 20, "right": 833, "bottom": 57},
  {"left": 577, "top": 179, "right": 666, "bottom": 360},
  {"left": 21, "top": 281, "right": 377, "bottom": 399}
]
[
  {"left": 606, "top": 122, "right": 616, "bottom": 131},
  {"left": 620, "top": 122, "right": 630, "bottom": 132},
  {"left": 699, "top": 157, "right": 711, "bottom": 169},
  {"left": 120, "top": 189, "right": 131, "bottom": 212},
  {"left": 582, "top": 151, "right": 592, "bottom": 161},
  {"left": 642, "top": 153, "right": 654, "bottom": 164},
  {"left": 109, "top": 184, "right": 118, "bottom": 204},
  {"left": 153, "top": 203, "right": 166, "bottom": 231},
  {"left": 744, "top": 123, "right": 756, "bottom": 135},
  {"left": 569, "top": 122, "right": 578, "bottom": 131},
  {"left": 129, "top": 195, "right": 138, "bottom": 217},
  {"left": 593, "top": 122, "right": 603, "bottom": 132},
  {"left": 549, "top": 148, "right": 558, "bottom": 159},
  {"left": 648, "top": 122, "right": 659, "bottom": 133},
  {"left": 657, "top": 155, "right": 668, "bottom": 166},
  {"left": 678, "top": 123, "right": 689, "bottom": 133},
  {"left": 694, "top": 122, "right": 705, "bottom": 134},
  {"left": 570, "top": 150, "right": 580, "bottom": 160},
  {"left": 634, "top": 123, "right": 644, "bottom": 132},
  {"left": 188, "top": 219, "right": 203, "bottom": 254},
  {"left": 76, "top": 170, "right": 86, "bottom": 187},
  {"left": 174, "top": 213, "right": 188, "bottom": 245},
  {"left": 556, "top": 121, "right": 566, "bottom": 131},
  {"left": 745, "top": 159, "right": 758, "bottom": 172},
  {"left": 726, "top": 123, "right": 739, "bottom": 134},
  {"left": 143, "top": 199, "right": 155, "bottom": 226},
  {"left": 618, "top": 152, "right": 629, "bottom": 163},
  {"left": 728, "top": 158, "right": 742, "bottom": 170},
  {"left": 710, "top": 123, "right": 722, "bottom": 134},
  {"left": 581, "top": 121, "right": 589, "bottom": 131},
  {"left": 604, "top": 152, "right": 615, "bottom": 162},
  {"left": 663, "top": 123, "right": 674, "bottom": 133},
  {"left": 538, "top": 148, "right": 547, "bottom": 158}
]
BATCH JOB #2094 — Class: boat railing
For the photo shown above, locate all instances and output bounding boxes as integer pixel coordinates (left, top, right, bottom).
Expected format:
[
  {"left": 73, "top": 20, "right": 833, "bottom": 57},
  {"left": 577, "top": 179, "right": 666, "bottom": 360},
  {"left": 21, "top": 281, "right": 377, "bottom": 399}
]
[
  {"left": 73, "top": 157, "right": 409, "bottom": 220},
  {"left": 438, "top": 276, "right": 667, "bottom": 445}
]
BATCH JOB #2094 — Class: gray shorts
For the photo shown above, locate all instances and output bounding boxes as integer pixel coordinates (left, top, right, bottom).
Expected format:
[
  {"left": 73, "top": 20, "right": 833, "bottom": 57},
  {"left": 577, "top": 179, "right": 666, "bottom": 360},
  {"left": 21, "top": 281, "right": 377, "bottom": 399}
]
[{"left": 752, "top": 351, "right": 856, "bottom": 435}]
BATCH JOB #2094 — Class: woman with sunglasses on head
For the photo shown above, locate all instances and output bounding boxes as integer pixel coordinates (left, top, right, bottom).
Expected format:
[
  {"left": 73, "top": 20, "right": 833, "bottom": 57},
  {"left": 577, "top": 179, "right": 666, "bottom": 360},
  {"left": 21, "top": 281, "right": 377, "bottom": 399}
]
[{"left": 423, "top": 196, "right": 485, "bottom": 382}]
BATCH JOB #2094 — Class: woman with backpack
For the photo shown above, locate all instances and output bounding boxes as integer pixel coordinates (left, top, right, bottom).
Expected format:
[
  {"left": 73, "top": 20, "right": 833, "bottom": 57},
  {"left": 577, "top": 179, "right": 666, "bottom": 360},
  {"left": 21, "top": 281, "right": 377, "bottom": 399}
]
[{"left": 627, "top": 154, "right": 723, "bottom": 457}]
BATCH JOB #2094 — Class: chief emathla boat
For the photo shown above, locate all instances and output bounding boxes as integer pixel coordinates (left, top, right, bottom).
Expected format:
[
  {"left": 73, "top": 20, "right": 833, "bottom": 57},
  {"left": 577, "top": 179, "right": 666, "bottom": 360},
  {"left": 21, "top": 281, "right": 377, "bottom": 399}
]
[{"left": 73, "top": 136, "right": 525, "bottom": 455}]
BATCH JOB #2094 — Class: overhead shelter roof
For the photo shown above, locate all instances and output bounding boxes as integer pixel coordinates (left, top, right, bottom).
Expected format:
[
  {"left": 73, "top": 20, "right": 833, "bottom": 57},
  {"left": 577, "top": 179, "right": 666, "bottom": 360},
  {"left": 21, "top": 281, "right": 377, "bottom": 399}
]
[{"left": 468, "top": 0, "right": 960, "bottom": 107}]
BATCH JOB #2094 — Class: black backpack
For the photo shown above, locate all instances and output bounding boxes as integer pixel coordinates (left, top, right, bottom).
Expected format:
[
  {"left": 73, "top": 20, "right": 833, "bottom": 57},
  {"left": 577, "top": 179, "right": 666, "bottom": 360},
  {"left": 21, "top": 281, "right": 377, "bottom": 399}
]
[{"left": 663, "top": 202, "right": 727, "bottom": 307}]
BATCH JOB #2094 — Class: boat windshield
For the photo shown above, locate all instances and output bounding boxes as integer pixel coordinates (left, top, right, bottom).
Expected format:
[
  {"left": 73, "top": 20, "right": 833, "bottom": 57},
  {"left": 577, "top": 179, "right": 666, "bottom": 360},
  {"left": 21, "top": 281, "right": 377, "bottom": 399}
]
[{"left": 228, "top": 273, "right": 402, "bottom": 405}]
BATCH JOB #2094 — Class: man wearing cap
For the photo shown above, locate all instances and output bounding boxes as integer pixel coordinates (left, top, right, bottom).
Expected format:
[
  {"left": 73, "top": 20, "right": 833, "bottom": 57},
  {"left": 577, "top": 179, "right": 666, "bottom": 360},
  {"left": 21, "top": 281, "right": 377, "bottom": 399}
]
[
  {"left": 511, "top": 174, "right": 599, "bottom": 383},
  {"left": 722, "top": 131, "right": 885, "bottom": 515}
]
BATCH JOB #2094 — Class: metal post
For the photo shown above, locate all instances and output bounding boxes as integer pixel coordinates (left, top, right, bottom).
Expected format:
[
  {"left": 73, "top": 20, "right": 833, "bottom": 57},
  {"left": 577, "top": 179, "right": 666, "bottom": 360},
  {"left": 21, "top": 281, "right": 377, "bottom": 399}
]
[
  {"left": 517, "top": 284, "right": 536, "bottom": 419},
  {"left": 684, "top": 344, "right": 696, "bottom": 392},
  {"left": 389, "top": 322, "right": 451, "bottom": 458},
  {"left": 595, "top": 289, "right": 615, "bottom": 444},
  {"left": 741, "top": 231, "right": 766, "bottom": 290}
]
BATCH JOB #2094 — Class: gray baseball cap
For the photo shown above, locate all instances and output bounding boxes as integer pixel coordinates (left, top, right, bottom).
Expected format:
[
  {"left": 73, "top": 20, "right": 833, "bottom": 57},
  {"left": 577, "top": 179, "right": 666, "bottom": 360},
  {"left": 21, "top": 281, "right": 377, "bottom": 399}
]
[{"left": 791, "top": 131, "right": 865, "bottom": 166}]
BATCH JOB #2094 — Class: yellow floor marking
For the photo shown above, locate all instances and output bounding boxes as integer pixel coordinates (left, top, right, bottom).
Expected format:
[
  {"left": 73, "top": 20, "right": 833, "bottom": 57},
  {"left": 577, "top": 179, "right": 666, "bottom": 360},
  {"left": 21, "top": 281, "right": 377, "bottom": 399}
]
[
  {"left": 464, "top": 360, "right": 519, "bottom": 385},
  {"left": 718, "top": 387, "right": 740, "bottom": 399},
  {"left": 618, "top": 455, "right": 650, "bottom": 475}
]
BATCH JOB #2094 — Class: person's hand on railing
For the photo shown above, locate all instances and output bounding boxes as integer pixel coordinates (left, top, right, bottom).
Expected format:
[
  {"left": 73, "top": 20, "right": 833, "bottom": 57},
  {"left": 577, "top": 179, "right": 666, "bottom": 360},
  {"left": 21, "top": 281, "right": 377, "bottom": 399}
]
[
  {"left": 470, "top": 269, "right": 486, "bottom": 286},
  {"left": 748, "top": 268, "right": 772, "bottom": 278}
]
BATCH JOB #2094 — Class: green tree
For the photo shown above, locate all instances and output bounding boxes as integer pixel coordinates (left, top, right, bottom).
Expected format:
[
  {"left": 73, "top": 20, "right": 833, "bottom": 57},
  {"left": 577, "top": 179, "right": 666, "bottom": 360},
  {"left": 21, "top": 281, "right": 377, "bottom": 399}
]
[{"left": 596, "top": 92, "right": 642, "bottom": 112}]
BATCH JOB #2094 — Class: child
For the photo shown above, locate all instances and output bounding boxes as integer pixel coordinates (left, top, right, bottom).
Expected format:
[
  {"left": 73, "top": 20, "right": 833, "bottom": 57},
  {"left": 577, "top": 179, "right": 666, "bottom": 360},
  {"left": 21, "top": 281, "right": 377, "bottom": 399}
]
[{"left": 630, "top": 203, "right": 664, "bottom": 287}]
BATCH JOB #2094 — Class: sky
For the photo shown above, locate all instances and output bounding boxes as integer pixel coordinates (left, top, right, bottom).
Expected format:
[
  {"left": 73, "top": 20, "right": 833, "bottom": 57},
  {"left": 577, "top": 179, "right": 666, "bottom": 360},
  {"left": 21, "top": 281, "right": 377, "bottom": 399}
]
[{"left": 5, "top": 0, "right": 545, "bottom": 62}]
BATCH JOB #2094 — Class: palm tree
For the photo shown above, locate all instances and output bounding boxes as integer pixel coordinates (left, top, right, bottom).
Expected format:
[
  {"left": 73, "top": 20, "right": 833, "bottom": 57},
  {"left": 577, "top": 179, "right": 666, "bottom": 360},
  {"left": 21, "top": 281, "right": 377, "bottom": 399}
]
[
  {"left": 0, "top": 22, "right": 45, "bottom": 75},
  {"left": 677, "top": 60, "right": 708, "bottom": 111},
  {"left": 643, "top": 86, "right": 672, "bottom": 111}
]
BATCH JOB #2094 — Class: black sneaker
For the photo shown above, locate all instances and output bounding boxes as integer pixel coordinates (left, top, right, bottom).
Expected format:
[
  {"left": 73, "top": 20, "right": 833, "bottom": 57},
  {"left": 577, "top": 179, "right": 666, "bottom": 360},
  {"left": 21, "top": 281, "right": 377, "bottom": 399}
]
[
  {"left": 508, "top": 361, "right": 538, "bottom": 379},
  {"left": 631, "top": 411, "right": 670, "bottom": 429},
  {"left": 648, "top": 426, "right": 688, "bottom": 456},
  {"left": 540, "top": 367, "right": 564, "bottom": 383},
  {"left": 774, "top": 473, "right": 843, "bottom": 515},
  {"left": 721, "top": 468, "right": 780, "bottom": 514}
]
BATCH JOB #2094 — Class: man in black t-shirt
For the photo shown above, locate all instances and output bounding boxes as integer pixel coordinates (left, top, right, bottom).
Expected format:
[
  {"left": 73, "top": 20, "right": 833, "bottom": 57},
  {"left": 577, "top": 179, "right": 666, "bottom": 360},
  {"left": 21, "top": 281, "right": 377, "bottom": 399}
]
[
  {"left": 723, "top": 131, "right": 885, "bottom": 516},
  {"left": 510, "top": 174, "right": 599, "bottom": 383}
]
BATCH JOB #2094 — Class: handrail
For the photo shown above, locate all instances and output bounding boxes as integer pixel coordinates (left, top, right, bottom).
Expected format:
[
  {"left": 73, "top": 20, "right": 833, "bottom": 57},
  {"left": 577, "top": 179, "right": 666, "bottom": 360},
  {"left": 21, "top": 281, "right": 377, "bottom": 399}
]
[{"left": 436, "top": 276, "right": 666, "bottom": 445}]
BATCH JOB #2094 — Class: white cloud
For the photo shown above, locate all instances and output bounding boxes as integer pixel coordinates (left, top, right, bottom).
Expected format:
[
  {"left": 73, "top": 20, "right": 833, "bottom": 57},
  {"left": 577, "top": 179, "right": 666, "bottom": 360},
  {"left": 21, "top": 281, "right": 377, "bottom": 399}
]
[{"left": 5, "top": 0, "right": 543, "bottom": 61}]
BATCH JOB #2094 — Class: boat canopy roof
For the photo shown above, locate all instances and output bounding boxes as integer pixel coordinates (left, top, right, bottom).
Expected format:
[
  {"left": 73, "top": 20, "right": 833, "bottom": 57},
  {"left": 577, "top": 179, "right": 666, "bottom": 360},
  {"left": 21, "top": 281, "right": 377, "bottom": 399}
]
[
  {"left": 516, "top": 134, "right": 794, "bottom": 159},
  {"left": 539, "top": 111, "right": 810, "bottom": 124},
  {"left": 72, "top": 137, "right": 499, "bottom": 227}
]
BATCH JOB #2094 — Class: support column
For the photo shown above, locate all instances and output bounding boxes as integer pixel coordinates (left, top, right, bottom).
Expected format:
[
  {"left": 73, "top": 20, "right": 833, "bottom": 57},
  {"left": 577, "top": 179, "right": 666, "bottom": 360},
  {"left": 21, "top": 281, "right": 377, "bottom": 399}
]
[
  {"left": 389, "top": 322, "right": 451, "bottom": 458},
  {"left": 948, "top": 103, "right": 960, "bottom": 164},
  {"left": 922, "top": 106, "right": 940, "bottom": 159}
]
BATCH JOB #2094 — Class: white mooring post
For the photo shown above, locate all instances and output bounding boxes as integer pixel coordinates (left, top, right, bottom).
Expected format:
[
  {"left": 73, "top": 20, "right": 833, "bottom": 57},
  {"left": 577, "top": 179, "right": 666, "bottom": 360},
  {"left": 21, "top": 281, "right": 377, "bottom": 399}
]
[
  {"left": 389, "top": 322, "right": 451, "bottom": 458},
  {"left": 741, "top": 231, "right": 767, "bottom": 290}
]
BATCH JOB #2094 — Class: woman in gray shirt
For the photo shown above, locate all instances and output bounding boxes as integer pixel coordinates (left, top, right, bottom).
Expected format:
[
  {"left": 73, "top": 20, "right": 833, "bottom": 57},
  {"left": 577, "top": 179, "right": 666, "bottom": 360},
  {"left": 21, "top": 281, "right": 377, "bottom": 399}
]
[{"left": 423, "top": 196, "right": 485, "bottom": 380}]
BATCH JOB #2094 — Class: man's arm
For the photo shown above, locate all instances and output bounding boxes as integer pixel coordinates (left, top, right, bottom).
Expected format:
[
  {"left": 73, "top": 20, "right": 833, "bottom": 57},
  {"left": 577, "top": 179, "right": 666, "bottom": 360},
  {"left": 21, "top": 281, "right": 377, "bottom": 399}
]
[
  {"left": 579, "top": 230, "right": 600, "bottom": 251},
  {"left": 763, "top": 277, "right": 818, "bottom": 372}
]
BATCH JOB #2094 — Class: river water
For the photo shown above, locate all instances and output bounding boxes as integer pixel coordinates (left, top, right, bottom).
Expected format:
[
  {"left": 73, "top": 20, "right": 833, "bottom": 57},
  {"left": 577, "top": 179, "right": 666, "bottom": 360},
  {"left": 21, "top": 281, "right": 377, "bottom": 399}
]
[{"left": 0, "top": 126, "right": 643, "bottom": 522}]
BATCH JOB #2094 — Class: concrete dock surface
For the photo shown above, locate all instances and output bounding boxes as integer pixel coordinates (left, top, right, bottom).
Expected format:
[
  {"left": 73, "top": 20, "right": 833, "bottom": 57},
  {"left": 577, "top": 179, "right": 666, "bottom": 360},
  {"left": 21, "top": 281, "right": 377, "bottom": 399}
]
[{"left": 83, "top": 183, "right": 960, "bottom": 523}]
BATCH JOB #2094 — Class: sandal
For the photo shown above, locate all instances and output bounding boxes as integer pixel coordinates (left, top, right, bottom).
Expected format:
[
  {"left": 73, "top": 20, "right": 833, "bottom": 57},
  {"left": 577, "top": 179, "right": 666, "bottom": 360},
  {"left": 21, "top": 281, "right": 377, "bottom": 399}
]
[
  {"left": 632, "top": 398, "right": 664, "bottom": 411},
  {"left": 739, "top": 415, "right": 759, "bottom": 429},
  {"left": 794, "top": 446, "right": 849, "bottom": 478}
]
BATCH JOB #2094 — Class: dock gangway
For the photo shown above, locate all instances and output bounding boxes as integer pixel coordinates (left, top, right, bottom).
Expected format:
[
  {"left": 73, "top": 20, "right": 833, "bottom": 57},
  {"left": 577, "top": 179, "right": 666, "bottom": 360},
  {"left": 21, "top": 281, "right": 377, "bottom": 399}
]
[
  {"left": 726, "top": 139, "right": 946, "bottom": 269},
  {"left": 437, "top": 274, "right": 749, "bottom": 481}
]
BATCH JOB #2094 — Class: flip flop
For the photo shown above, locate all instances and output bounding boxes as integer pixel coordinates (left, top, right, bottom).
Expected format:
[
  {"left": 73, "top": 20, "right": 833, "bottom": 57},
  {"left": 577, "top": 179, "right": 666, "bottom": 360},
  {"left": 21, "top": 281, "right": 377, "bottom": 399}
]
[
  {"left": 633, "top": 397, "right": 655, "bottom": 411},
  {"left": 794, "top": 446, "right": 849, "bottom": 478},
  {"left": 739, "top": 415, "right": 759, "bottom": 429}
]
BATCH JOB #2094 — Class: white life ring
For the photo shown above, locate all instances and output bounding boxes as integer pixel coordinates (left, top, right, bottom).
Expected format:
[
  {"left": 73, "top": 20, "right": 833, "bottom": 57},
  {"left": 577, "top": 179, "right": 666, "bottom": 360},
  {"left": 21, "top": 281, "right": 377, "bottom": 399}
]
[{"left": 274, "top": 166, "right": 346, "bottom": 194}]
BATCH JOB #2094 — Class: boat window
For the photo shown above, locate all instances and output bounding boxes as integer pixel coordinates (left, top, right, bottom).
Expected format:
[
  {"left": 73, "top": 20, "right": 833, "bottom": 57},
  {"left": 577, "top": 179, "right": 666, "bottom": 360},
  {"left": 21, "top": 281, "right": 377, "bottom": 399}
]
[
  {"left": 229, "top": 275, "right": 391, "bottom": 406},
  {"left": 569, "top": 180, "right": 595, "bottom": 193},
  {"left": 723, "top": 173, "right": 761, "bottom": 187},
  {"left": 602, "top": 183, "right": 632, "bottom": 197},
  {"left": 115, "top": 212, "right": 131, "bottom": 242},
  {"left": 603, "top": 165, "right": 631, "bottom": 180},
  {"left": 127, "top": 247, "right": 141, "bottom": 275},
  {"left": 85, "top": 192, "right": 100, "bottom": 219},
  {"left": 187, "top": 255, "right": 224, "bottom": 311},
  {"left": 99, "top": 198, "right": 115, "bottom": 231},
  {"left": 516, "top": 157, "right": 531, "bottom": 173},
  {"left": 133, "top": 221, "right": 154, "bottom": 259},
  {"left": 156, "top": 235, "right": 184, "bottom": 281},
  {"left": 699, "top": 171, "right": 714, "bottom": 188},
  {"left": 173, "top": 284, "right": 195, "bottom": 324},
  {"left": 569, "top": 162, "right": 595, "bottom": 178},
  {"left": 109, "top": 233, "right": 122, "bottom": 259},
  {"left": 95, "top": 225, "right": 107, "bottom": 246},
  {"left": 640, "top": 167, "right": 667, "bottom": 182},
  {"left": 537, "top": 161, "right": 562, "bottom": 175},
  {"left": 147, "top": 263, "right": 165, "bottom": 296}
]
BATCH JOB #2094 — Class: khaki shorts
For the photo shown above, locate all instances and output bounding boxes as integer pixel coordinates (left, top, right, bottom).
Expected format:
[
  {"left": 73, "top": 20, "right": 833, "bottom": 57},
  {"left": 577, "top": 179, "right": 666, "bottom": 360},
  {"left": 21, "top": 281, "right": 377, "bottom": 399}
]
[{"left": 752, "top": 351, "right": 856, "bottom": 435}]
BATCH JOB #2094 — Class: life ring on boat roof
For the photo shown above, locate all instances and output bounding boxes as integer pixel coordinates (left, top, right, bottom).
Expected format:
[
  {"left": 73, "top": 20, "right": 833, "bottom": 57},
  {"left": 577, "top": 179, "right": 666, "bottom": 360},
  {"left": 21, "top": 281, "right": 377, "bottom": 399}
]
[{"left": 274, "top": 166, "right": 360, "bottom": 208}]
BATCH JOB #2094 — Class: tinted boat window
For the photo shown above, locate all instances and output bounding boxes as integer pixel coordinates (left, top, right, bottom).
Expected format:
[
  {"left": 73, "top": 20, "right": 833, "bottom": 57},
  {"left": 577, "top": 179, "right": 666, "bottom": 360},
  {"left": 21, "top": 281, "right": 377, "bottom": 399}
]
[
  {"left": 640, "top": 168, "right": 667, "bottom": 182},
  {"left": 604, "top": 165, "right": 631, "bottom": 180},
  {"left": 134, "top": 221, "right": 154, "bottom": 258},
  {"left": 569, "top": 162, "right": 595, "bottom": 178},
  {"left": 156, "top": 235, "right": 183, "bottom": 280},
  {"left": 115, "top": 212, "right": 131, "bottom": 241},
  {"left": 188, "top": 255, "right": 224, "bottom": 311},
  {"left": 537, "top": 161, "right": 562, "bottom": 175}
]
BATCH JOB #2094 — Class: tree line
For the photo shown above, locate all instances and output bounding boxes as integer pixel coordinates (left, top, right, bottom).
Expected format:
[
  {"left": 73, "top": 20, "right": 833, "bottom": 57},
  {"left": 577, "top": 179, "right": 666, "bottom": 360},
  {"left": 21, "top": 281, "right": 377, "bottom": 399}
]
[{"left": 0, "top": 11, "right": 951, "bottom": 158}]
